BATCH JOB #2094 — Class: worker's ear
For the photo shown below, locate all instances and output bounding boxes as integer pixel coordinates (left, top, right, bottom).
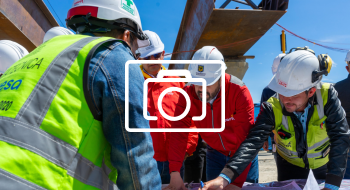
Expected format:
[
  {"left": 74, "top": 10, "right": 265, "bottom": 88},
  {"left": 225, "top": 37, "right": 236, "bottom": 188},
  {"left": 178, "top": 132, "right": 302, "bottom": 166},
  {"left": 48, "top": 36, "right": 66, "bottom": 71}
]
[
  {"left": 122, "top": 30, "right": 131, "bottom": 45},
  {"left": 116, "top": 30, "right": 133, "bottom": 47},
  {"left": 308, "top": 87, "right": 317, "bottom": 98},
  {"left": 346, "top": 65, "right": 349, "bottom": 73}
]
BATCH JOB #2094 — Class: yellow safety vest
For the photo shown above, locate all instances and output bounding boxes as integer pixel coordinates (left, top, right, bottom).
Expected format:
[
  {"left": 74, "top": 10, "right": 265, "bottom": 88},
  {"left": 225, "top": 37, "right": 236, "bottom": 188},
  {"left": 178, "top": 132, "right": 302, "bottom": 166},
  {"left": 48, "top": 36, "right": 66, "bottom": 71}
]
[
  {"left": 268, "top": 83, "right": 331, "bottom": 169},
  {"left": 0, "top": 35, "right": 120, "bottom": 189}
]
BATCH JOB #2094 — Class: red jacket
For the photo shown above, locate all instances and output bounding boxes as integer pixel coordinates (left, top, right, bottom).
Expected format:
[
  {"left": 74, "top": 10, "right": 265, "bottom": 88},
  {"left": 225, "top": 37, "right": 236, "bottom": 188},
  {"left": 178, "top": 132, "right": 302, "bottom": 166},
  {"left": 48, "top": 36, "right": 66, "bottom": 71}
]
[
  {"left": 142, "top": 66, "right": 198, "bottom": 161},
  {"left": 168, "top": 73, "right": 254, "bottom": 174}
]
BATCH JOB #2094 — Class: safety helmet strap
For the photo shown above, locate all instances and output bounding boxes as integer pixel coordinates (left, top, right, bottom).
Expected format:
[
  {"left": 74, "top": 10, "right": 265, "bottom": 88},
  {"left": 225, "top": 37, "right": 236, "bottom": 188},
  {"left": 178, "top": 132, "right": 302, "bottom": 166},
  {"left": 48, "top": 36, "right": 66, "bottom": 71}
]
[{"left": 67, "top": 13, "right": 148, "bottom": 40}]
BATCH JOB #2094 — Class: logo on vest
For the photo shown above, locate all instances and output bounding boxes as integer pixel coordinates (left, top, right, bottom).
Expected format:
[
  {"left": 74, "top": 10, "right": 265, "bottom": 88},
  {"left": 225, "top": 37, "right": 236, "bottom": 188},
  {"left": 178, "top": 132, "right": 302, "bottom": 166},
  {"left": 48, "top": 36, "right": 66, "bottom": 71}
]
[
  {"left": 281, "top": 141, "right": 292, "bottom": 148},
  {"left": 0, "top": 79, "right": 22, "bottom": 91},
  {"left": 225, "top": 114, "right": 235, "bottom": 122},
  {"left": 2, "top": 58, "right": 44, "bottom": 77},
  {"left": 285, "top": 142, "right": 291, "bottom": 148},
  {"left": 0, "top": 100, "right": 13, "bottom": 111}
]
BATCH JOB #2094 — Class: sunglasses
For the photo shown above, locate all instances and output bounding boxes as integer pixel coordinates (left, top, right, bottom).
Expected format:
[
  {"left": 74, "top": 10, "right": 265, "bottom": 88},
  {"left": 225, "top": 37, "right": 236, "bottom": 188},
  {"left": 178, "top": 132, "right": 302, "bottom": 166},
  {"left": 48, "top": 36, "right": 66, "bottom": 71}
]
[{"left": 142, "top": 52, "right": 163, "bottom": 60}]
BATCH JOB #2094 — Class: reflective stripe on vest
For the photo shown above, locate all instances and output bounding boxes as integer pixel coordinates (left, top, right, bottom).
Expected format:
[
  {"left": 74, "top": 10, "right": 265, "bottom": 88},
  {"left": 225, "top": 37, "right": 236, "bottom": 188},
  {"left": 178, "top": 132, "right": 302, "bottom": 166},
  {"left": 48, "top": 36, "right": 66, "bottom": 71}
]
[
  {"left": 0, "top": 36, "right": 118, "bottom": 190},
  {"left": 0, "top": 168, "right": 47, "bottom": 190},
  {"left": 277, "top": 141, "right": 328, "bottom": 158},
  {"left": 0, "top": 119, "right": 114, "bottom": 189}
]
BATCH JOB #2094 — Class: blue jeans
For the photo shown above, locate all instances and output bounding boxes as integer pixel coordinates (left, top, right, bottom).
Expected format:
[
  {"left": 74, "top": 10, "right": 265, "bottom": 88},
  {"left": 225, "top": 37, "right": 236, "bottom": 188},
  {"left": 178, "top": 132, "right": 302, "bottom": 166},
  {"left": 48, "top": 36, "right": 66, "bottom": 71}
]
[
  {"left": 157, "top": 161, "right": 184, "bottom": 184},
  {"left": 206, "top": 145, "right": 252, "bottom": 184},
  {"left": 88, "top": 35, "right": 161, "bottom": 189},
  {"left": 246, "top": 155, "right": 259, "bottom": 183}
]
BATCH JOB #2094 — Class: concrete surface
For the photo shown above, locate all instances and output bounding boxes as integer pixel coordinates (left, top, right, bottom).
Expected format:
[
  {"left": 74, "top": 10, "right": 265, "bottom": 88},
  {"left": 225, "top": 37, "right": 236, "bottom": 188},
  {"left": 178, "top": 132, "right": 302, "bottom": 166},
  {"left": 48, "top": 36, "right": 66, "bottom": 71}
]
[{"left": 258, "top": 151, "right": 278, "bottom": 183}]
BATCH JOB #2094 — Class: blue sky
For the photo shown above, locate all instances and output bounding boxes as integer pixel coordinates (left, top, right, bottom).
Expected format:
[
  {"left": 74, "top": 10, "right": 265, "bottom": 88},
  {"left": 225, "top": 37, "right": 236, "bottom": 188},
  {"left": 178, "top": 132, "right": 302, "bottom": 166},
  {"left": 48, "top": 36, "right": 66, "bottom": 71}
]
[{"left": 45, "top": 0, "right": 350, "bottom": 103}]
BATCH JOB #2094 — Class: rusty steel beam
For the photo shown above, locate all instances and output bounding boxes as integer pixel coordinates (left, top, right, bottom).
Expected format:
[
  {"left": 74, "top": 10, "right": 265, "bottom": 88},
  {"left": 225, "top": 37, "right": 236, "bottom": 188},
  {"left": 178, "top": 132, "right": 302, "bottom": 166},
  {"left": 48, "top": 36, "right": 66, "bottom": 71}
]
[
  {"left": 169, "top": 0, "right": 215, "bottom": 69},
  {"left": 170, "top": 1, "right": 286, "bottom": 63},
  {"left": 0, "top": 0, "right": 59, "bottom": 51},
  {"left": 0, "top": 11, "right": 37, "bottom": 51},
  {"left": 195, "top": 9, "right": 286, "bottom": 58},
  {"left": 21, "top": 0, "right": 59, "bottom": 29}
]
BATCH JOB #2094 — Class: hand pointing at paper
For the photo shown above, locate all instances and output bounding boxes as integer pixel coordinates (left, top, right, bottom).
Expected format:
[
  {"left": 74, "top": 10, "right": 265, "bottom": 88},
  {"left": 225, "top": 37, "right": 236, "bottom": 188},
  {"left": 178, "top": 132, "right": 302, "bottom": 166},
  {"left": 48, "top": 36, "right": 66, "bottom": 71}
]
[{"left": 199, "top": 176, "right": 229, "bottom": 190}]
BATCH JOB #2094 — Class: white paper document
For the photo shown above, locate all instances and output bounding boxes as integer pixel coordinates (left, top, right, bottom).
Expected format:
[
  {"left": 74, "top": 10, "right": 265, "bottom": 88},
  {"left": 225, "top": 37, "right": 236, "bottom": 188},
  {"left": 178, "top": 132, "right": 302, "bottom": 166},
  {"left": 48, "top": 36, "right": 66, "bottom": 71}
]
[{"left": 303, "top": 169, "right": 320, "bottom": 190}]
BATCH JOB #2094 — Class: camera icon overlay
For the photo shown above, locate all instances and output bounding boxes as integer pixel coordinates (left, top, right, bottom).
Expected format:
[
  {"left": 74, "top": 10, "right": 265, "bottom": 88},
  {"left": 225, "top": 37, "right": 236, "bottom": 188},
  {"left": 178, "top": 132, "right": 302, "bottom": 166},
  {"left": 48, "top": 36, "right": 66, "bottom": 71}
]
[
  {"left": 125, "top": 60, "right": 226, "bottom": 132},
  {"left": 144, "top": 69, "right": 207, "bottom": 122}
]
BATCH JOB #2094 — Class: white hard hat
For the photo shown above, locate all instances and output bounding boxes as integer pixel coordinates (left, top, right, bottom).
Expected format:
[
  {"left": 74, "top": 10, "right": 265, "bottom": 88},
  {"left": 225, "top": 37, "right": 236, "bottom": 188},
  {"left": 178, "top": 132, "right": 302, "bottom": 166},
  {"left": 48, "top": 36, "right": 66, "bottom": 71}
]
[
  {"left": 268, "top": 50, "right": 320, "bottom": 97},
  {"left": 0, "top": 40, "right": 29, "bottom": 73},
  {"left": 138, "top": 30, "right": 164, "bottom": 58},
  {"left": 188, "top": 46, "right": 227, "bottom": 86},
  {"left": 43, "top": 27, "right": 74, "bottom": 43},
  {"left": 271, "top": 53, "right": 286, "bottom": 75},
  {"left": 345, "top": 50, "right": 350, "bottom": 62},
  {"left": 66, "top": 0, "right": 147, "bottom": 41}
]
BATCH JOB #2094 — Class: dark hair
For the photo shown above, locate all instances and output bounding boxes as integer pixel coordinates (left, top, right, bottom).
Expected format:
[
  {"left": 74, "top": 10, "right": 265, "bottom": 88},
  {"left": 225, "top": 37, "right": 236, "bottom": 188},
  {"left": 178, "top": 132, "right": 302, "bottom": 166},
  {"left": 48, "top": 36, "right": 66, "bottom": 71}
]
[
  {"left": 93, "top": 29, "right": 125, "bottom": 38},
  {"left": 129, "top": 32, "right": 135, "bottom": 44},
  {"left": 93, "top": 28, "right": 135, "bottom": 44},
  {"left": 69, "top": 16, "right": 136, "bottom": 44}
]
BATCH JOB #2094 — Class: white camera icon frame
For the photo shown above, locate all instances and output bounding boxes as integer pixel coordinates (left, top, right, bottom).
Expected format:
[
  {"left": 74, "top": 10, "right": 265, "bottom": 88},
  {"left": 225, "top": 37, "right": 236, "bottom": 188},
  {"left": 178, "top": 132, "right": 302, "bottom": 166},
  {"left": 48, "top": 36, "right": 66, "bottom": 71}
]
[
  {"left": 144, "top": 69, "right": 207, "bottom": 122},
  {"left": 125, "top": 60, "right": 226, "bottom": 133}
]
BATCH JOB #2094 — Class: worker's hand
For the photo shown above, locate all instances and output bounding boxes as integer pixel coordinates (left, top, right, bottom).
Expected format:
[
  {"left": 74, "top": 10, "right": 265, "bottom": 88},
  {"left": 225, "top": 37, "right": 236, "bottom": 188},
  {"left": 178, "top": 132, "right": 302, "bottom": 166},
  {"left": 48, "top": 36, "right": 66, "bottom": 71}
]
[
  {"left": 200, "top": 176, "right": 229, "bottom": 190},
  {"left": 162, "top": 172, "right": 186, "bottom": 190},
  {"left": 262, "top": 141, "right": 269, "bottom": 151},
  {"left": 184, "top": 153, "right": 189, "bottom": 160}
]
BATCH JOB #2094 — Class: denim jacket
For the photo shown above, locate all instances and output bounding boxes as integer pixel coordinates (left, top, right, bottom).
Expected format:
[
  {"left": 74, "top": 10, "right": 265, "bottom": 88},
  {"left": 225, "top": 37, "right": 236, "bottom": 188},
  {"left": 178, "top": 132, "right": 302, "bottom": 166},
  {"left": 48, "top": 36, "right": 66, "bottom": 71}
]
[{"left": 86, "top": 36, "right": 161, "bottom": 189}]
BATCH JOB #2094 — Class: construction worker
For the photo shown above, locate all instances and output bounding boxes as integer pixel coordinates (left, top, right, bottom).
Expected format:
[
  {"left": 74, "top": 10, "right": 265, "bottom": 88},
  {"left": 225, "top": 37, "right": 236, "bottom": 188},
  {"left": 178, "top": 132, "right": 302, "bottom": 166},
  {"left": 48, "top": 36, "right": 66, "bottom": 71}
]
[
  {"left": 201, "top": 48, "right": 350, "bottom": 190},
  {"left": 43, "top": 26, "right": 74, "bottom": 43},
  {"left": 0, "top": 0, "right": 161, "bottom": 189},
  {"left": 334, "top": 50, "right": 350, "bottom": 179},
  {"left": 0, "top": 40, "right": 28, "bottom": 77},
  {"left": 163, "top": 46, "right": 255, "bottom": 190},
  {"left": 138, "top": 30, "right": 198, "bottom": 184}
]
